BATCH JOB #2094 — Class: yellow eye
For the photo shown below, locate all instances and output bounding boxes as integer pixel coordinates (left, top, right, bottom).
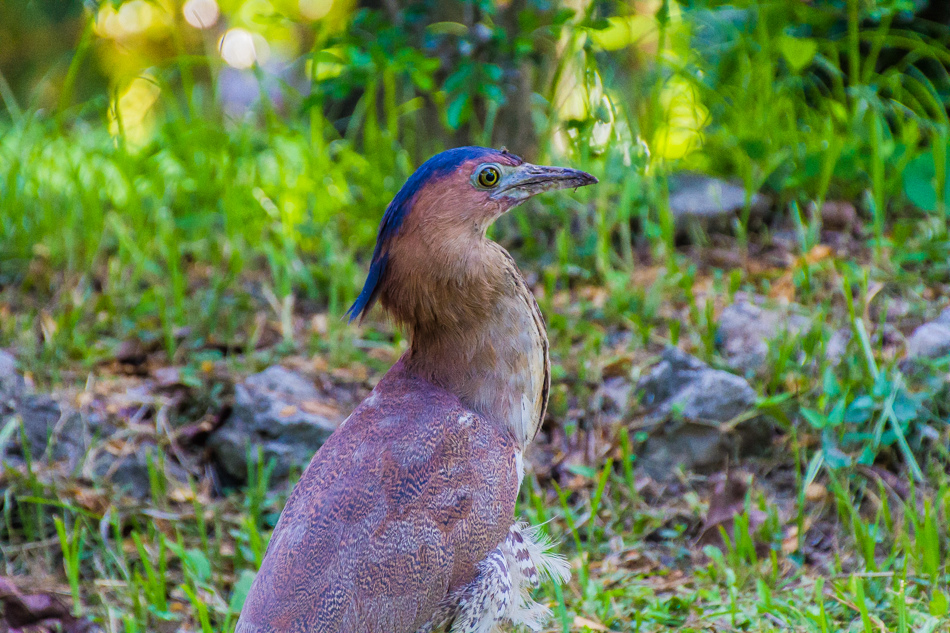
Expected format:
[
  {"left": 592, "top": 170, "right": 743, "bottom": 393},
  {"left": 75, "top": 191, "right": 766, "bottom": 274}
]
[{"left": 477, "top": 166, "right": 500, "bottom": 188}]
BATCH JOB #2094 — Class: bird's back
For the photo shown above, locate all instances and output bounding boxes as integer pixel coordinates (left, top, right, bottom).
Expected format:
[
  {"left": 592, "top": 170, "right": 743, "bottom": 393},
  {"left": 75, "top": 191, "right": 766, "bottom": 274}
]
[{"left": 236, "top": 358, "right": 519, "bottom": 633}]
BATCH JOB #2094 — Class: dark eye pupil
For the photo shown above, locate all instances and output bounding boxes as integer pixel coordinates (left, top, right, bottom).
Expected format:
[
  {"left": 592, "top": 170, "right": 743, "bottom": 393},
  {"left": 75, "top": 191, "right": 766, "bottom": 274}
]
[{"left": 480, "top": 168, "right": 498, "bottom": 186}]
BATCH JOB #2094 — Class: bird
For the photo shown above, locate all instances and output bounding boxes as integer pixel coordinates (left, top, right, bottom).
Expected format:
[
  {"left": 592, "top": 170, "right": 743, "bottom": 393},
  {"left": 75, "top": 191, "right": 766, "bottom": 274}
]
[{"left": 236, "top": 146, "right": 597, "bottom": 633}]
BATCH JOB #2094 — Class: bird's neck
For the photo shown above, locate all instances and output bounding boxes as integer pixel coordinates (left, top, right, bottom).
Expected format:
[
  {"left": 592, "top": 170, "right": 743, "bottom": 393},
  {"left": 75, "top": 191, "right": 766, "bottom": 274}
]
[{"left": 384, "top": 239, "right": 549, "bottom": 450}]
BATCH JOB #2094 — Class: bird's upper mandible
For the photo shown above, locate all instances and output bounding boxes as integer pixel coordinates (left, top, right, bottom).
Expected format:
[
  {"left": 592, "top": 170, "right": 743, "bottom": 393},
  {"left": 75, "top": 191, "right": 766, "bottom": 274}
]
[{"left": 236, "top": 147, "right": 596, "bottom": 633}]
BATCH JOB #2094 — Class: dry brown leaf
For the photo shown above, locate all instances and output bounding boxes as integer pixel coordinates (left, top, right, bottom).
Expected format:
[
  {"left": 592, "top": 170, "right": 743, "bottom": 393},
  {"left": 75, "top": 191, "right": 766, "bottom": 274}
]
[
  {"left": 312, "top": 356, "right": 330, "bottom": 373},
  {"left": 169, "top": 487, "right": 195, "bottom": 503},
  {"left": 65, "top": 486, "right": 110, "bottom": 515},
  {"left": 647, "top": 569, "right": 689, "bottom": 592},
  {"left": 768, "top": 270, "right": 796, "bottom": 302},
  {"left": 781, "top": 518, "right": 813, "bottom": 555},
  {"left": 573, "top": 615, "right": 615, "bottom": 632},
  {"left": 804, "top": 244, "right": 832, "bottom": 265},
  {"left": 805, "top": 482, "right": 828, "bottom": 503},
  {"left": 311, "top": 314, "right": 329, "bottom": 335},
  {"left": 300, "top": 400, "right": 341, "bottom": 418},
  {"left": 331, "top": 364, "right": 368, "bottom": 382}
]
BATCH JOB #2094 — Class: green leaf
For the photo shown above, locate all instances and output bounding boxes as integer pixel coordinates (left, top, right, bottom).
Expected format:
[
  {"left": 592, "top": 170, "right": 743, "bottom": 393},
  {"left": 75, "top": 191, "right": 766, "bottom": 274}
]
[
  {"left": 892, "top": 391, "right": 919, "bottom": 424},
  {"left": 902, "top": 147, "right": 950, "bottom": 213},
  {"left": 445, "top": 94, "right": 471, "bottom": 130},
  {"left": 229, "top": 570, "right": 257, "bottom": 614},
  {"left": 823, "top": 446, "right": 852, "bottom": 470},
  {"left": 442, "top": 66, "right": 472, "bottom": 93},
  {"left": 801, "top": 408, "right": 826, "bottom": 430},
  {"left": 185, "top": 549, "right": 211, "bottom": 582},
  {"left": 483, "top": 64, "right": 503, "bottom": 83},
  {"left": 844, "top": 395, "right": 875, "bottom": 424},
  {"left": 903, "top": 153, "right": 938, "bottom": 211},
  {"left": 827, "top": 399, "right": 846, "bottom": 427},
  {"left": 565, "top": 464, "right": 598, "bottom": 478},
  {"left": 425, "top": 22, "right": 469, "bottom": 36},
  {"left": 779, "top": 35, "right": 817, "bottom": 72},
  {"left": 930, "top": 589, "right": 948, "bottom": 617}
]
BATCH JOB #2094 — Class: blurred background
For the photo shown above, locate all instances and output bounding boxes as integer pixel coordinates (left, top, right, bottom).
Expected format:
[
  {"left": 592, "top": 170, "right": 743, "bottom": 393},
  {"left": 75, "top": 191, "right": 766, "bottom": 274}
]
[
  {"left": 1, "top": 0, "right": 950, "bottom": 345},
  {"left": 4, "top": 1, "right": 950, "bottom": 631},
  {"left": 3, "top": 0, "right": 950, "bottom": 360}
]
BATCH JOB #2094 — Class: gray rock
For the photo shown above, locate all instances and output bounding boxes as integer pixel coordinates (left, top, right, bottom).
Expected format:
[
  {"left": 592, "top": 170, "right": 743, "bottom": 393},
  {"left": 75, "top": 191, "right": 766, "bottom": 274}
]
[
  {"left": 634, "top": 347, "right": 765, "bottom": 478},
  {"left": 825, "top": 328, "right": 852, "bottom": 367},
  {"left": 906, "top": 320, "right": 950, "bottom": 360},
  {"left": 669, "top": 173, "right": 768, "bottom": 230},
  {"left": 638, "top": 347, "right": 756, "bottom": 423},
  {"left": 209, "top": 366, "right": 342, "bottom": 482},
  {"left": 0, "top": 351, "right": 24, "bottom": 398},
  {"left": 717, "top": 296, "right": 810, "bottom": 374},
  {"left": 0, "top": 352, "right": 87, "bottom": 464},
  {"left": 18, "top": 395, "right": 83, "bottom": 459},
  {"left": 93, "top": 447, "right": 189, "bottom": 500},
  {"left": 593, "top": 376, "right": 633, "bottom": 422}
]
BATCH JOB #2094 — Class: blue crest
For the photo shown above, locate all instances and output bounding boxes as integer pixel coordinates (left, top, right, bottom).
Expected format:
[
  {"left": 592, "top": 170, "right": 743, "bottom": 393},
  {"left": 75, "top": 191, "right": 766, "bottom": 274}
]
[{"left": 346, "top": 147, "right": 504, "bottom": 322}]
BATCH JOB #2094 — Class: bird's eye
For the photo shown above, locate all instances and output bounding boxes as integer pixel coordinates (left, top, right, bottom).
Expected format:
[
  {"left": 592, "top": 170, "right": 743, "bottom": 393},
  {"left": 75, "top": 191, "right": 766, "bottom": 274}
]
[{"left": 476, "top": 166, "right": 501, "bottom": 188}]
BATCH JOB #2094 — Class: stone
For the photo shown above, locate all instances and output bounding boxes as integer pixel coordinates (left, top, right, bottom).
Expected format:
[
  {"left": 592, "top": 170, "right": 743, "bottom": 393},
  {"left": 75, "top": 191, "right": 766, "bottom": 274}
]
[
  {"left": 209, "top": 366, "right": 342, "bottom": 483},
  {"left": 634, "top": 347, "right": 765, "bottom": 479},
  {"left": 668, "top": 173, "right": 769, "bottom": 232},
  {"left": 0, "top": 351, "right": 24, "bottom": 398},
  {"left": 825, "top": 328, "right": 852, "bottom": 367},
  {"left": 906, "top": 314, "right": 950, "bottom": 361},
  {"left": 0, "top": 352, "right": 87, "bottom": 465},
  {"left": 17, "top": 395, "right": 83, "bottom": 460},
  {"left": 818, "top": 200, "right": 857, "bottom": 232},
  {"left": 92, "top": 446, "right": 189, "bottom": 500},
  {"left": 717, "top": 296, "right": 810, "bottom": 374},
  {"left": 592, "top": 376, "right": 633, "bottom": 423}
]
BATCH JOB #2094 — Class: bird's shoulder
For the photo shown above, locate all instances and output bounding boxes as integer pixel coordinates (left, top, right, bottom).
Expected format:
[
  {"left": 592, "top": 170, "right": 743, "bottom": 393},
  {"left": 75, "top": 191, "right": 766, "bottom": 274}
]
[{"left": 237, "top": 360, "right": 519, "bottom": 633}]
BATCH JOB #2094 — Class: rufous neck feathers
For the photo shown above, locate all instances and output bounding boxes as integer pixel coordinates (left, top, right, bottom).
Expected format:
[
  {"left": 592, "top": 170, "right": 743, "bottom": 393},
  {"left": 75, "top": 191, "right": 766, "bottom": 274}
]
[{"left": 378, "top": 209, "right": 549, "bottom": 450}]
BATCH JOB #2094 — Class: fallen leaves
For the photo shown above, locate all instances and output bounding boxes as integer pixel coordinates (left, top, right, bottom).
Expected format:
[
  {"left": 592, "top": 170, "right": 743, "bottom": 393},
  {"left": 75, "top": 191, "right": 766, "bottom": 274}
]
[{"left": 573, "top": 615, "right": 615, "bottom": 632}]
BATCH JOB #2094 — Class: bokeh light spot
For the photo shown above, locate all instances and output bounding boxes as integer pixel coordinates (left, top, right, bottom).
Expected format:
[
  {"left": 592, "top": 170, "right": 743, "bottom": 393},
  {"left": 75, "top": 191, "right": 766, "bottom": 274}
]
[
  {"left": 652, "top": 76, "right": 708, "bottom": 160},
  {"left": 300, "top": 0, "right": 334, "bottom": 21},
  {"left": 95, "top": 0, "right": 172, "bottom": 40},
  {"left": 183, "top": 0, "right": 220, "bottom": 29},
  {"left": 220, "top": 28, "right": 267, "bottom": 69},
  {"left": 109, "top": 75, "right": 161, "bottom": 145}
]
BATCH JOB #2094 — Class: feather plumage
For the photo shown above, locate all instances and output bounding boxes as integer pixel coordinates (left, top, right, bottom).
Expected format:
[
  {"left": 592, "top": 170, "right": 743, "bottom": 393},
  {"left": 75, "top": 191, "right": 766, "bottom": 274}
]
[{"left": 236, "top": 360, "right": 519, "bottom": 633}]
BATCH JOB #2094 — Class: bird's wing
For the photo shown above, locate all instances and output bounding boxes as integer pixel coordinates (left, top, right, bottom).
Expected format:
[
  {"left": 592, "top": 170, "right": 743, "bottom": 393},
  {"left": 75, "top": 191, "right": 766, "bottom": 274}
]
[{"left": 236, "top": 361, "right": 519, "bottom": 633}]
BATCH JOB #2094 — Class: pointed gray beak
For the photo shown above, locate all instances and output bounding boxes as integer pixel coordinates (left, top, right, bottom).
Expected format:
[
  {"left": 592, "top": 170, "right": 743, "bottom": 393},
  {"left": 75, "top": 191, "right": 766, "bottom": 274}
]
[{"left": 491, "top": 163, "right": 598, "bottom": 201}]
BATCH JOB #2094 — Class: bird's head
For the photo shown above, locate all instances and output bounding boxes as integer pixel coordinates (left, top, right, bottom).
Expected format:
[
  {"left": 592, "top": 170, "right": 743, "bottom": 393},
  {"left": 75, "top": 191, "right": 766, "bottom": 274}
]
[{"left": 347, "top": 146, "right": 597, "bottom": 323}]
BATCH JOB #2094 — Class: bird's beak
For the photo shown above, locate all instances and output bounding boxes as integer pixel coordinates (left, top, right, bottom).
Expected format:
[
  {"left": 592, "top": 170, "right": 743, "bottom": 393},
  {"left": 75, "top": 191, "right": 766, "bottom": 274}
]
[{"left": 492, "top": 163, "right": 598, "bottom": 201}]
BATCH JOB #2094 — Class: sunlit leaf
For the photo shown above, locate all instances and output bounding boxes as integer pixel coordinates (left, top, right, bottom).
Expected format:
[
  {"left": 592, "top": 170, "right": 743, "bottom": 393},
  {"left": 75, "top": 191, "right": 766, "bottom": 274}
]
[
  {"left": 779, "top": 35, "right": 817, "bottom": 72},
  {"left": 931, "top": 590, "right": 948, "bottom": 617}
]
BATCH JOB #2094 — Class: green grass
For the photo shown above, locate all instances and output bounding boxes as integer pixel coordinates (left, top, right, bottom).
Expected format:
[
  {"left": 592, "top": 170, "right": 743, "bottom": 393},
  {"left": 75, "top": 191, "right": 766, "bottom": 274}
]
[{"left": 3, "top": 0, "right": 950, "bottom": 630}]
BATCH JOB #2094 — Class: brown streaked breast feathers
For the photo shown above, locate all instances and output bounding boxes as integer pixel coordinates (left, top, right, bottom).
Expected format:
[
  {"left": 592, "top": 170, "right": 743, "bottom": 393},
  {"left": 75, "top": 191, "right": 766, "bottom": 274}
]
[{"left": 236, "top": 359, "right": 519, "bottom": 633}]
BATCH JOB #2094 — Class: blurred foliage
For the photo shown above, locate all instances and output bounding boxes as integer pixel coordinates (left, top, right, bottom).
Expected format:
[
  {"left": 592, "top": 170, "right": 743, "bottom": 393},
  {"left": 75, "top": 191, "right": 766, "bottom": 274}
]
[{"left": 2, "top": 0, "right": 950, "bottom": 367}]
